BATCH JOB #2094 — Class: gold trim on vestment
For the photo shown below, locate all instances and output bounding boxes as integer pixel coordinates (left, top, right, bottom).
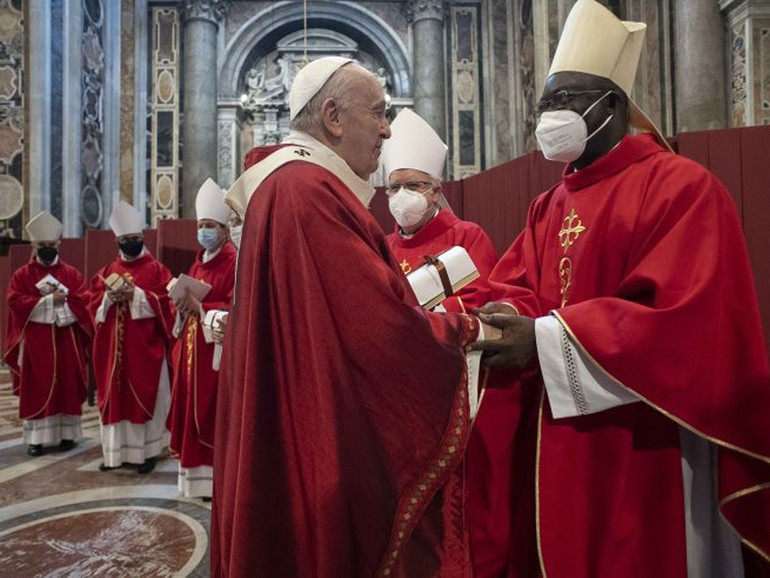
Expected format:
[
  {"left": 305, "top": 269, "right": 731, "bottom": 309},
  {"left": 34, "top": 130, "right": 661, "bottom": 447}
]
[
  {"left": 553, "top": 311, "right": 770, "bottom": 464},
  {"left": 535, "top": 388, "right": 548, "bottom": 577},
  {"left": 553, "top": 310, "right": 770, "bottom": 561},
  {"left": 23, "top": 323, "right": 58, "bottom": 420}
]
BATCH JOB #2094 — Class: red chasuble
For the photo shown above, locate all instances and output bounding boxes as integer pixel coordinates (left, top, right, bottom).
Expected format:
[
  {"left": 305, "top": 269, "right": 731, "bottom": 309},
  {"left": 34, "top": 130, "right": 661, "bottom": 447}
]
[
  {"left": 212, "top": 156, "right": 480, "bottom": 577},
  {"left": 486, "top": 134, "right": 770, "bottom": 576},
  {"left": 88, "top": 253, "right": 173, "bottom": 426},
  {"left": 167, "top": 242, "right": 236, "bottom": 468},
  {"left": 386, "top": 210, "right": 499, "bottom": 313},
  {"left": 5, "top": 259, "right": 92, "bottom": 419}
]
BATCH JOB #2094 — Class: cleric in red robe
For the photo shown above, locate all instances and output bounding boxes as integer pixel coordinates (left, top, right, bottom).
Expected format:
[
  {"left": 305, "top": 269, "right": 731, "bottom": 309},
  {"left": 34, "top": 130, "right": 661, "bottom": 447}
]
[
  {"left": 382, "top": 108, "right": 498, "bottom": 314},
  {"left": 167, "top": 178, "right": 236, "bottom": 499},
  {"left": 4, "top": 211, "right": 91, "bottom": 457},
  {"left": 471, "top": 2, "right": 770, "bottom": 576},
  {"left": 88, "top": 201, "right": 173, "bottom": 474},
  {"left": 212, "top": 57, "right": 496, "bottom": 577}
]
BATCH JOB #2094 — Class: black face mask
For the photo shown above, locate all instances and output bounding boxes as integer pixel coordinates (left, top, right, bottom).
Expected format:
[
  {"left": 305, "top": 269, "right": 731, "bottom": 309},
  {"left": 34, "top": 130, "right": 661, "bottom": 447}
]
[
  {"left": 37, "top": 246, "right": 58, "bottom": 263},
  {"left": 118, "top": 238, "right": 144, "bottom": 258}
]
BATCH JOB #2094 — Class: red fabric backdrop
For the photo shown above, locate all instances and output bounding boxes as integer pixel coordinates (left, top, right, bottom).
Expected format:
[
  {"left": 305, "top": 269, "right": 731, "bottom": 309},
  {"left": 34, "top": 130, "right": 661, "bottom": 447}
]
[
  {"left": 157, "top": 219, "right": 198, "bottom": 277},
  {"left": 2, "top": 126, "right": 769, "bottom": 363}
]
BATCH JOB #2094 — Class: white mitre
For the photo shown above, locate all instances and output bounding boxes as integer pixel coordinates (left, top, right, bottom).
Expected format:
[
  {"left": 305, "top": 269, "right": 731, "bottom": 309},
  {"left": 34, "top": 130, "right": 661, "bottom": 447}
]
[
  {"left": 26, "top": 211, "right": 63, "bottom": 242},
  {"left": 381, "top": 108, "right": 448, "bottom": 179},
  {"left": 549, "top": 0, "right": 669, "bottom": 148},
  {"left": 289, "top": 56, "right": 353, "bottom": 121},
  {"left": 109, "top": 201, "right": 143, "bottom": 237},
  {"left": 195, "top": 178, "right": 230, "bottom": 225}
]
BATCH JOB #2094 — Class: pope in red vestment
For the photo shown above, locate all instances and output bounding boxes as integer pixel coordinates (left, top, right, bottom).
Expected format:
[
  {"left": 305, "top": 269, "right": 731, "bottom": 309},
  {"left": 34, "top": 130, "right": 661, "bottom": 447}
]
[
  {"left": 5, "top": 214, "right": 92, "bottom": 454},
  {"left": 212, "top": 58, "right": 485, "bottom": 577},
  {"left": 167, "top": 178, "right": 237, "bottom": 498}
]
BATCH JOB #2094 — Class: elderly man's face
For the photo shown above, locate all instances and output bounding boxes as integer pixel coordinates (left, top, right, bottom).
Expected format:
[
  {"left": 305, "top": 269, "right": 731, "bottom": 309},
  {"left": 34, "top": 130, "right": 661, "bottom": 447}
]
[{"left": 337, "top": 71, "right": 391, "bottom": 179}]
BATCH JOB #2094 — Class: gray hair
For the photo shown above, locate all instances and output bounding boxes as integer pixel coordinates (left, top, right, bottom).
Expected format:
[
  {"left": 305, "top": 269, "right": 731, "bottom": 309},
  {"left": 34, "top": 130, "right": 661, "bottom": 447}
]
[{"left": 290, "top": 63, "right": 365, "bottom": 134}]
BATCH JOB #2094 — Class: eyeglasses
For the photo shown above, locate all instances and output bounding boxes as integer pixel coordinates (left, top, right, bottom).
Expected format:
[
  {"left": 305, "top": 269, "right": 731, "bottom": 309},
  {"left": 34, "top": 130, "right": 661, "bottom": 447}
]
[
  {"left": 537, "top": 89, "right": 608, "bottom": 114},
  {"left": 384, "top": 180, "right": 435, "bottom": 196}
]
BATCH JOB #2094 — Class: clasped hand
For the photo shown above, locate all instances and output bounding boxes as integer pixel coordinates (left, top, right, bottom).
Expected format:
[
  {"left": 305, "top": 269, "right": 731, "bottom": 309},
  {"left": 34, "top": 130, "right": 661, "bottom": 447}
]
[
  {"left": 52, "top": 290, "right": 67, "bottom": 307},
  {"left": 471, "top": 302, "right": 537, "bottom": 368},
  {"left": 107, "top": 285, "right": 134, "bottom": 304},
  {"left": 173, "top": 289, "right": 201, "bottom": 317}
]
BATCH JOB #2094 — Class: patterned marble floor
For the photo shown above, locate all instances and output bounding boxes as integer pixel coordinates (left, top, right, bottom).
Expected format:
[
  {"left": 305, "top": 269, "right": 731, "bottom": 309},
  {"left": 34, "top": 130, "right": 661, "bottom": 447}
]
[{"left": 0, "top": 369, "right": 210, "bottom": 577}]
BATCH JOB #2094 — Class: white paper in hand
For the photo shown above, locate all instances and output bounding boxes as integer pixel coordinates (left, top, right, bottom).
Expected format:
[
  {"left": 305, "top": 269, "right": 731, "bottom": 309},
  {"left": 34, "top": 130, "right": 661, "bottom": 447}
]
[
  {"left": 405, "top": 246, "right": 479, "bottom": 310},
  {"left": 35, "top": 274, "right": 68, "bottom": 296},
  {"left": 168, "top": 273, "right": 212, "bottom": 302}
]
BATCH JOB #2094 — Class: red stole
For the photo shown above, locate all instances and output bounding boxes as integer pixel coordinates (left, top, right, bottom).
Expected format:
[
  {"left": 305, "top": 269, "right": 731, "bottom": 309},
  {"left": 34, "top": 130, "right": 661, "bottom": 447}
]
[
  {"left": 212, "top": 159, "right": 479, "bottom": 577},
  {"left": 489, "top": 134, "right": 770, "bottom": 575},
  {"left": 168, "top": 242, "right": 236, "bottom": 467},
  {"left": 5, "top": 259, "right": 91, "bottom": 419},
  {"left": 88, "top": 253, "right": 173, "bottom": 425},
  {"left": 386, "top": 210, "right": 499, "bottom": 313}
]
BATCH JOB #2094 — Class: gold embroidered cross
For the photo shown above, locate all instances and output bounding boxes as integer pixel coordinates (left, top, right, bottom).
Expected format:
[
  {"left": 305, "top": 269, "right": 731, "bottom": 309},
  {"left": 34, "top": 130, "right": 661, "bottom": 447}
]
[
  {"left": 399, "top": 260, "right": 411, "bottom": 274},
  {"left": 558, "top": 208, "right": 586, "bottom": 254}
]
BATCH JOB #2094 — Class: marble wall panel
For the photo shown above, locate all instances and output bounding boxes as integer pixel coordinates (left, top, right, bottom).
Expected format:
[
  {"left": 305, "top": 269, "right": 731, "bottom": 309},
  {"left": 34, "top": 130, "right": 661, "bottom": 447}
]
[
  {"left": 753, "top": 19, "right": 770, "bottom": 124},
  {"left": 120, "top": 0, "right": 134, "bottom": 204},
  {"left": 0, "top": 0, "right": 24, "bottom": 238}
]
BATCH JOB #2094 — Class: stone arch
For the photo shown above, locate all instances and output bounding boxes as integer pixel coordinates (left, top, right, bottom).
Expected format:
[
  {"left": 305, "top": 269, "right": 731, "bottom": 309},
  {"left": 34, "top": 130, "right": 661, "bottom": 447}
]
[{"left": 219, "top": 1, "right": 411, "bottom": 99}]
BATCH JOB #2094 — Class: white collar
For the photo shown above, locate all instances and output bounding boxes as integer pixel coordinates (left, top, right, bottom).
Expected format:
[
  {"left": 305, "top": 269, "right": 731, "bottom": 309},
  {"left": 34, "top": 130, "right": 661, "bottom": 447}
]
[
  {"left": 283, "top": 131, "right": 376, "bottom": 207},
  {"left": 203, "top": 244, "right": 223, "bottom": 264}
]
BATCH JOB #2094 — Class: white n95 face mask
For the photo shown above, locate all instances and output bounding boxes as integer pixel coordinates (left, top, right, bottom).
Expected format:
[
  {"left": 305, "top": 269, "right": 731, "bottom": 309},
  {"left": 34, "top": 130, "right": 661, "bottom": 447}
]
[
  {"left": 388, "top": 188, "right": 429, "bottom": 228},
  {"left": 229, "top": 225, "right": 243, "bottom": 250},
  {"left": 535, "top": 91, "right": 614, "bottom": 164}
]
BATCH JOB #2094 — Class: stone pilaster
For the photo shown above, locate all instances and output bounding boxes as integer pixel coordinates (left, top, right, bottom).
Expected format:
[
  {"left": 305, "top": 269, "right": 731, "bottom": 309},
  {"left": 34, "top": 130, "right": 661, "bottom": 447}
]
[
  {"left": 721, "top": 0, "right": 770, "bottom": 127},
  {"left": 217, "top": 103, "right": 242, "bottom": 189},
  {"left": 181, "top": 0, "right": 226, "bottom": 218},
  {"left": 674, "top": 0, "right": 728, "bottom": 131},
  {"left": 406, "top": 0, "right": 447, "bottom": 141}
]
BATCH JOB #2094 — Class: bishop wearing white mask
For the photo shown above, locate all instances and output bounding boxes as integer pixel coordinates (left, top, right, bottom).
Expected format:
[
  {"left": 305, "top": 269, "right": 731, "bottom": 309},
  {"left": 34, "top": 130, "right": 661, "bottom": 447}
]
[{"left": 382, "top": 108, "right": 498, "bottom": 314}]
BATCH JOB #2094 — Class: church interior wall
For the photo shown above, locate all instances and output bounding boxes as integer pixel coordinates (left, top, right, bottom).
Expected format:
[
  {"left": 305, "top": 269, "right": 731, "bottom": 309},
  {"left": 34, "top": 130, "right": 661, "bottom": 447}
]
[{"left": 0, "top": 0, "right": 768, "bottom": 240}]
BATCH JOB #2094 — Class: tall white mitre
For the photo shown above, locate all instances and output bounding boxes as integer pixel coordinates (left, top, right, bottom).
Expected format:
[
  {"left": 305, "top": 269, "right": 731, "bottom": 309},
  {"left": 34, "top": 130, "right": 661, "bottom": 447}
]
[
  {"left": 195, "top": 178, "right": 230, "bottom": 225},
  {"left": 381, "top": 108, "right": 448, "bottom": 180},
  {"left": 109, "top": 201, "right": 144, "bottom": 237},
  {"left": 289, "top": 56, "right": 353, "bottom": 121},
  {"left": 26, "top": 211, "right": 63, "bottom": 242},
  {"left": 549, "top": 0, "right": 669, "bottom": 148}
]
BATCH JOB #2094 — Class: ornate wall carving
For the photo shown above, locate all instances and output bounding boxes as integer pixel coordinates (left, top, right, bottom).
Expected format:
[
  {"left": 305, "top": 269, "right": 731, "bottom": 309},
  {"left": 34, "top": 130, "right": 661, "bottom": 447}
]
[
  {"left": 81, "top": 0, "right": 105, "bottom": 229},
  {"left": 0, "top": 0, "right": 24, "bottom": 238},
  {"left": 753, "top": 19, "right": 770, "bottom": 124},
  {"left": 148, "top": 7, "right": 180, "bottom": 225},
  {"left": 183, "top": 0, "right": 226, "bottom": 24},
  {"left": 732, "top": 21, "right": 748, "bottom": 126},
  {"left": 405, "top": 0, "right": 446, "bottom": 23}
]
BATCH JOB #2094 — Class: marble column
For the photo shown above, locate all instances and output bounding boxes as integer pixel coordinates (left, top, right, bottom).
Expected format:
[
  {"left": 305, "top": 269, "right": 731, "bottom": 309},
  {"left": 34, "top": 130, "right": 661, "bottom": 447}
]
[
  {"left": 674, "top": 0, "right": 728, "bottom": 131},
  {"left": 407, "top": 0, "right": 447, "bottom": 141},
  {"left": 181, "top": 0, "right": 225, "bottom": 219},
  {"left": 26, "top": 0, "right": 52, "bottom": 224}
]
